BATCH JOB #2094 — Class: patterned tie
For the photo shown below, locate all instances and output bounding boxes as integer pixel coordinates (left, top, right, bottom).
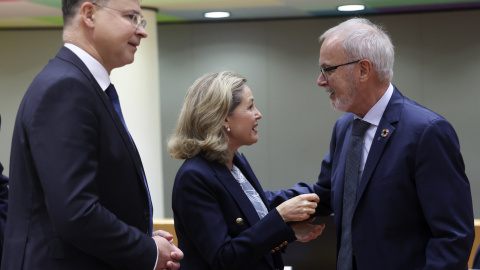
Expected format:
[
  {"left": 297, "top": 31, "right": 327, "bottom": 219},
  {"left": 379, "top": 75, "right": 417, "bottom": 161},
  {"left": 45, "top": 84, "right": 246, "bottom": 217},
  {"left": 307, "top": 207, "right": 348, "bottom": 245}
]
[
  {"left": 105, "top": 83, "right": 153, "bottom": 236},
  {"left": 231, "top": 165, "right": 268, "bottom": 219},
  {"left": 337, "top": 119, "right": 370, "bottom": 270}
]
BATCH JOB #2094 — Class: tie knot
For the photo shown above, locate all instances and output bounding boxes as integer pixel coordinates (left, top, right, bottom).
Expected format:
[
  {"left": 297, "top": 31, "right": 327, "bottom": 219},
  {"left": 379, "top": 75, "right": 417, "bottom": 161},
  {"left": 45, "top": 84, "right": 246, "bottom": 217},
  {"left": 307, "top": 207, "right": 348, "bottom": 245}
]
[
  {"left": 352, "top": 119, "right": 370, "bottom": 137},
  {"left": 105, "top": 83, "right": 118, "bottom": 101}
]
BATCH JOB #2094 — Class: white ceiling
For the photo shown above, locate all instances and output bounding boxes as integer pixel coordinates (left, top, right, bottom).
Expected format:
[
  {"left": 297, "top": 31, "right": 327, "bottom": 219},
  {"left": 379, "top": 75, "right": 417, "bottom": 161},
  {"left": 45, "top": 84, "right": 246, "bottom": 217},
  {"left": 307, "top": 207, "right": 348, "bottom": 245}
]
[{"left": 1, "top": 0, "right": 480, "bottom": 28}]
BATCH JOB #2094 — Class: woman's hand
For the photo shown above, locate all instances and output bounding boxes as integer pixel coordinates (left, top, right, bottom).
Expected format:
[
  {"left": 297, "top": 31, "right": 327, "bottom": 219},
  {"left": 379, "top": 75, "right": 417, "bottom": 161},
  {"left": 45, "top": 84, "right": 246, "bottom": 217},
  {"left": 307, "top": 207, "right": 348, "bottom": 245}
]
[{"left": 276, "top": 193, "right": 319, "bottom": 222}]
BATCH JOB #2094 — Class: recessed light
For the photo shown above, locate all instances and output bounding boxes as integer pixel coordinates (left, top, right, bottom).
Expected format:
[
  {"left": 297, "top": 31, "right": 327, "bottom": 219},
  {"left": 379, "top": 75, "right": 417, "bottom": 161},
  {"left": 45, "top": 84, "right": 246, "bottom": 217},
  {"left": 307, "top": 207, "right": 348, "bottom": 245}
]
[
  {"left": 204, "top": 11, "right": 231, "bottom": 19},
  {"left": 337, "top": 5, "right": 366, "bottom": 12}
]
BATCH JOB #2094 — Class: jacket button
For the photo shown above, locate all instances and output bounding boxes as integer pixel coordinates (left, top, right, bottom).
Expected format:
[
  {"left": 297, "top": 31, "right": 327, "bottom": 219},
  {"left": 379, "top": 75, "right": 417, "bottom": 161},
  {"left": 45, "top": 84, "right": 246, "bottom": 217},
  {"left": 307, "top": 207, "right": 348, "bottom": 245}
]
[
  {"left": 235, "top": 218, "right": 244, "bottom": 226},
  {"left": 144, "top": 210, "right": 150, "bottom": 221}
]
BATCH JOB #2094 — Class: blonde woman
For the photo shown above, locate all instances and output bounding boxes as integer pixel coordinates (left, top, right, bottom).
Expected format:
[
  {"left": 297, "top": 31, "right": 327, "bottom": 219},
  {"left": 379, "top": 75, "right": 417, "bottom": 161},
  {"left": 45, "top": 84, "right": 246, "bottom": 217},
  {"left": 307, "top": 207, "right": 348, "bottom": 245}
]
[{"left": 169, "top": 71, "right": 324, "bottom": 270}]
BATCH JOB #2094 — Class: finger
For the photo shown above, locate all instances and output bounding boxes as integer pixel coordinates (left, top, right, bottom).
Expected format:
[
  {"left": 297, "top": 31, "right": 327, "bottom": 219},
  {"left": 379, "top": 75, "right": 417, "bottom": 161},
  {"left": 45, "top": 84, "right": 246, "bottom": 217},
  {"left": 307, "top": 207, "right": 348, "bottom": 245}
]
[
  {"left": 303, "top": 193, "right": 320, "bottom": 203},
  {"left": 315, "top": 224, "right": 325, "bottom": 235},
  {"left": 304, "top": 217, "right": 316, "bottom": 223},
  {"left": 166, "top": 260, "right": 181, "bottom": 270},
  {"left": 171, "top": 250, "right": 184, "bottom": 260},
  {"left": 153, "top": 230, "right": 174, "bottom": 240}
]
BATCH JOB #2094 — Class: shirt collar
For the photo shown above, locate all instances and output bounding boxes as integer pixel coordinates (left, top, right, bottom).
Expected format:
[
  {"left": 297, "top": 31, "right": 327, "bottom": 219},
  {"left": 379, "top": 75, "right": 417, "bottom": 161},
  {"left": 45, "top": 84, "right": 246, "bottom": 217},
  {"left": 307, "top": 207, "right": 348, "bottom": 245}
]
[
  {"left": 355, "top": 83, "right": 394, "bottom": 126},
  {"left": 64, "top": 43, "right": 110, "bottom": 91}
]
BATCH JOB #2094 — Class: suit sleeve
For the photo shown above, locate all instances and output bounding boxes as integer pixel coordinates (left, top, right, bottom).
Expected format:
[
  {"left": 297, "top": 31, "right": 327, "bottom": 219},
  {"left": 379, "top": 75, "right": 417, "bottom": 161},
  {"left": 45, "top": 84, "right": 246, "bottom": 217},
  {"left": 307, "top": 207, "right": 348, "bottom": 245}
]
[
  {"left": 415, "top": 118, "right": 474, "bottom": 269},
  {"left": 27, "top": 78, "right": 156, "bottom": 269},
  {"left": 0, "top": 162, "right": 8, "bottom": 246},
  {"left": 173, "top": 166, "right": 296, "bottom": 270}
]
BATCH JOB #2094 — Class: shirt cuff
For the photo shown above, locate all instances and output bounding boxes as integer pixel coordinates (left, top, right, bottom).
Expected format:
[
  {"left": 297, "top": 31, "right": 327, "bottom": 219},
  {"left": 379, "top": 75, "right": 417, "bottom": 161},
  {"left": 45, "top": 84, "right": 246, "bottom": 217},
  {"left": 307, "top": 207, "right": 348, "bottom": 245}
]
[{"left": 153, "top": 241, "right": 159, "bottom": 270}]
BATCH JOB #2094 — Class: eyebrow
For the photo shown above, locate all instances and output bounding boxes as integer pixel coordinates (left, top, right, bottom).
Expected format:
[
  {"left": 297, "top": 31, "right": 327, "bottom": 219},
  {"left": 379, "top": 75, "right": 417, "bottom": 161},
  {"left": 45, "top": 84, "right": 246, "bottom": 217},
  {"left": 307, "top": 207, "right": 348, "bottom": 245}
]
[{"left": 123, "top": 6, "right": 142, "bottom": 15}]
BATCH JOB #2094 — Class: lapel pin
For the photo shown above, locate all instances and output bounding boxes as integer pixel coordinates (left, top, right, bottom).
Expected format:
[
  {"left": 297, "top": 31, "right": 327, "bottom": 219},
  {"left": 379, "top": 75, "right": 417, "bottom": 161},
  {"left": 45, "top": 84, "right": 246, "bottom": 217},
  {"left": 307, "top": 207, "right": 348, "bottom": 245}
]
[{"left": 381, "top": 129, "right": 389, "bottom": 138}]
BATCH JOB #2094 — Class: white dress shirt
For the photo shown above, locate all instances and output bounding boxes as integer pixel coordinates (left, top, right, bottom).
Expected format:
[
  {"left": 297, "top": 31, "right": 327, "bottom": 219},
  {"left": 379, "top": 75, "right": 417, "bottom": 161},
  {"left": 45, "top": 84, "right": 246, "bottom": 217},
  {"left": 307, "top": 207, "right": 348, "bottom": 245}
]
[{"left": 354, "top": 83, "right": 394, "bottom": 179}]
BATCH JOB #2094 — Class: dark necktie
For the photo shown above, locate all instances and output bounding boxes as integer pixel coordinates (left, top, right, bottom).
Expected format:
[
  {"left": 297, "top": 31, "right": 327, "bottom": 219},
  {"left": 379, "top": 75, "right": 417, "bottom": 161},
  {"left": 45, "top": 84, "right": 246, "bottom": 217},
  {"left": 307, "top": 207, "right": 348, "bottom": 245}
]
[
  {"left": 105, "top": 83, "right": 153, "bottom": 236},
  {"left": 337, "top": 119, "right": 370, "bottom": 270}
]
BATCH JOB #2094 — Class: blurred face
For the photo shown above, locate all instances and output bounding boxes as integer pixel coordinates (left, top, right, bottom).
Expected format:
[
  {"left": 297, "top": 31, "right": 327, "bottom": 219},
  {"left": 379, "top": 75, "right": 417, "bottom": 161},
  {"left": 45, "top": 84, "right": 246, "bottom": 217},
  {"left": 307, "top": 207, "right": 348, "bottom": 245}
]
[
  {"left": 225, "top": 86, "right": 262, "bottom": 152},
  {"left": 91, "top": 0, "right": 147, "bottom": 72},
  {"left": 317, "top": 38, "right": 359, "bottom": 113}
]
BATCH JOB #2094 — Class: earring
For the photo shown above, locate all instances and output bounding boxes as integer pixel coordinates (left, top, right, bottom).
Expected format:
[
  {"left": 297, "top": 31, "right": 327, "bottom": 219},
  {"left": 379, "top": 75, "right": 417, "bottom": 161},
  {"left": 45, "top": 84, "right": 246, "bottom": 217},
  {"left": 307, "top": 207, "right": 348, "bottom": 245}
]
[{"left": 226, "top": 126, "right": 231, "bottom": 132}]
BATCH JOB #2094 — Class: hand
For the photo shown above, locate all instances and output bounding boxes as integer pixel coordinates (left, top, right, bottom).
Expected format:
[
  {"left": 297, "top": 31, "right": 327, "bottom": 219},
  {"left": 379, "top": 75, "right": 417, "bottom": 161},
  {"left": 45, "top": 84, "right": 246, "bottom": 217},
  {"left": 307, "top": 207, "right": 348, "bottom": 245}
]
[
  {"left": 291, "top": 218, "right": 325, "bottom": 243},
  {"left": 153, "top": 230, "right": 174, "bottom": 244},
  {"left": 153, "top": 235, "right": 184, "bottom": 270},
  {"left": 276, "top": 193, "right": 319, "bottom": 222}
]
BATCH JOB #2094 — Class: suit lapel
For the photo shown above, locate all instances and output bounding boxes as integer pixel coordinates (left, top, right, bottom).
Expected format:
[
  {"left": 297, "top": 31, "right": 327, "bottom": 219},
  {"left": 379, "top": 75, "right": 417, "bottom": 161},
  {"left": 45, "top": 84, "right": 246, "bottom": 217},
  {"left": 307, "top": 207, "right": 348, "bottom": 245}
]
[
  {"left": 57, "top": 47, "right": 149, "bottom": 197},
  {"left": 234, "top": 153, "right": 271, "bottom": 210},
  {"left": 355, "top": 87, "right": 403, "bottom": 206},
  {"left": 355, "top": 120, "right": 395, "bottom": 204},
  {"left": 211, "top": 155, "right": 262, "bottom": 227},
  {"left": 229, "top": 153, "right": 277, "bottom": 269}
]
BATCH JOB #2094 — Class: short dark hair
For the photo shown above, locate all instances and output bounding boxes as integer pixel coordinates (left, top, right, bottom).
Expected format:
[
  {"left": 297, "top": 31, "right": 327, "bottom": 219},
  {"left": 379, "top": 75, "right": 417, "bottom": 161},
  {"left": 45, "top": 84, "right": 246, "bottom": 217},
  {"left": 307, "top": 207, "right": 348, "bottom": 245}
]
[{"left": 62, "top": 0, "right": 109, "bottom": 26}]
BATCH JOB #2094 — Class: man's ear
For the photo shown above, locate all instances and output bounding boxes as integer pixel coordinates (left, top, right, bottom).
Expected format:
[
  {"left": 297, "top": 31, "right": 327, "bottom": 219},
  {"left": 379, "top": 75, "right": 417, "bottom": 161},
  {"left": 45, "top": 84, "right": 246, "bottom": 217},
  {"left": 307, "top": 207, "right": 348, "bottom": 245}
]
[
  {"left": 81, "top": 2, "right": 96, "bottom": 28},
  {"left": 359, "top": 59, "right": 373, "bottom": 82}
]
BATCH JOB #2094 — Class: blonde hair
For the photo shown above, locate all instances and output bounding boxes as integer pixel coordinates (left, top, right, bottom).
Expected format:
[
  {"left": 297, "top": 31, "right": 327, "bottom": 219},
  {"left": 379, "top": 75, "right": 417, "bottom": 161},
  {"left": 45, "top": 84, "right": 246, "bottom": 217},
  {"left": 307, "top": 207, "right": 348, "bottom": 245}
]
[{"left": 168, "top": 71, "right": 246, "bottom": 164}]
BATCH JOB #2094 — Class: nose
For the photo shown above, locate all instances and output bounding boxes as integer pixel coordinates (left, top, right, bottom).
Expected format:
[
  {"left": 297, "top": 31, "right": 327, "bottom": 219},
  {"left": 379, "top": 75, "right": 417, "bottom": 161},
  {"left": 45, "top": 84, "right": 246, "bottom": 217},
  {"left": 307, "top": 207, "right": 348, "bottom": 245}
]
[
  {"left": 255, "top": 108, "right": 262, "bottom": 119},
  {"left": 136, "top": 25, "right": 148, "bottom": 38},
  {"left": 317, "top": 73, "right": 327, "bottom": 87}
]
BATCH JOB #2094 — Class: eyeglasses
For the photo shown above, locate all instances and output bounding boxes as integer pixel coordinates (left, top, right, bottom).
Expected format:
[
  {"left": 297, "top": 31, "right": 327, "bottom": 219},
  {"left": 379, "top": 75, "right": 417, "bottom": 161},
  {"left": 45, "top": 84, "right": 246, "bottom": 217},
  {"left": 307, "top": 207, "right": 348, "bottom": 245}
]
[
  {"left": 319, "top": 60, "right": 361, "bottom": 82},
  {"left": 92, "top": 2, "right": 147, "bottom": 29}
]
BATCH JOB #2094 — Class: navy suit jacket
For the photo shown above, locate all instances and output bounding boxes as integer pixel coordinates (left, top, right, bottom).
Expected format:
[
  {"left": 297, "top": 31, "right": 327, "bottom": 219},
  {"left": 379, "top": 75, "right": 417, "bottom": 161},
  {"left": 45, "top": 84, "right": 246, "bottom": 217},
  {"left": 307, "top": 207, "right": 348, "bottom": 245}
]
[
  {"left": 172, "top": 153, "right": 296, "bottom": 270},
  {"left": 2, "top": 47, "right": 156, "bottom": 270},
  {"left": 0, "top": 115, "right": 8, "bottom": 267},
  {"left": 268, "top": 86, "right": 474, "bottom": 270}
]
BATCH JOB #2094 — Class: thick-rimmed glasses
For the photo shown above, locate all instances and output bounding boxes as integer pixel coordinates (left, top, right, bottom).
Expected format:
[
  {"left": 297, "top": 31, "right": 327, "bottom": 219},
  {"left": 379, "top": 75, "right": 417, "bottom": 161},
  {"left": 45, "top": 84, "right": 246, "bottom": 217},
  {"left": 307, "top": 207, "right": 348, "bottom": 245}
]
[
  {"left": 319, "top": 60, "right": 361, "bottom": 82},
  {"left": 92, "top": 2, "right": 147, "bottom": 29}
]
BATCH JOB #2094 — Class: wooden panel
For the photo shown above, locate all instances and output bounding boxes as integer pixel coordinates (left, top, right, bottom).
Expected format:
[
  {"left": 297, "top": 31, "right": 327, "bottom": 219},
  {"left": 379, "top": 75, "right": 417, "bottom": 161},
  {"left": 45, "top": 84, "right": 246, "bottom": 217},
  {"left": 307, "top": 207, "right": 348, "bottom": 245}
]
[
  {"left": 469, "top": 219, "right": 480, "bottom": 269},
  {"left": 155, "top": 217, "right": 480, "bottom": 268},
  {"left": 153, "top": 218, "right": 177, "bottom": 246}
]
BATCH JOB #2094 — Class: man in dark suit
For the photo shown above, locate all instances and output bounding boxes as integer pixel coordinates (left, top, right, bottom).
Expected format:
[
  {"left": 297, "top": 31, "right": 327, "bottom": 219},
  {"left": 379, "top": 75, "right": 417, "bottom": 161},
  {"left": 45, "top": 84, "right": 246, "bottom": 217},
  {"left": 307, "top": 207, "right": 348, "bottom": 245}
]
[
  {"left": 0, "top": 115, "right": 8, "bottom": 267},
  {"left": 274, "top": 18, "right": 474, "bottom": 270},
  {"left": 1, "top": 0, "right": 182, "bottom": 269},
  {"left": 315, "top": 17, "right": 474, "bottom": 270}
]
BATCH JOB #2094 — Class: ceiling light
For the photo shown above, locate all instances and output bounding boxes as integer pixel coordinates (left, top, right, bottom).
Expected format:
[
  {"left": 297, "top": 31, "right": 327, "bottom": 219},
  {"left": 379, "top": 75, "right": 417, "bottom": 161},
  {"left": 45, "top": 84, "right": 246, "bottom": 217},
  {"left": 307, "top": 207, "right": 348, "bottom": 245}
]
[
  {"left": 337, "top": 5, "right": 366, "bottom": 12},
  {"left": 204, "top": 11, "right": 231, "bottom": 19}
]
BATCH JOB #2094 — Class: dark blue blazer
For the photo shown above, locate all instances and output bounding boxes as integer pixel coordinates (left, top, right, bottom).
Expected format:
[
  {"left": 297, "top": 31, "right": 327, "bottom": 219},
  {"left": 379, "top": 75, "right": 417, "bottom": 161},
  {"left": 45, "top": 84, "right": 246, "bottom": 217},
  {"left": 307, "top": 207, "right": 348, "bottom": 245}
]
[
  {"left": 2, "top": 47, "right": 156, "bottom": 270},
  {"left": 269, "top": 86, "right": 475, "bottom": 270},
  {"left": 0, "top": 115, "right": 8, "bottom": 267},
  {"left": 172, "top": 153, "right": 296, "bottom": 270}
]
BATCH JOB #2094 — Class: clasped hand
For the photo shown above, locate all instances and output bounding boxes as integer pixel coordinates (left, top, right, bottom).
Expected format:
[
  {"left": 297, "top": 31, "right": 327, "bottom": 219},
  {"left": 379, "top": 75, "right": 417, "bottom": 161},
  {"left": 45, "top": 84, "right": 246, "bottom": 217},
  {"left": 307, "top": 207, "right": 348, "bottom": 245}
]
[
  {"left": 291, "top": 218, "right": 325, "bottom": 242},
  {"left": 152, "top": 230, "right": 184, "bottom": 270},
  {"left": 276, "top": 193, "right": 324, "bottom": 243}
]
